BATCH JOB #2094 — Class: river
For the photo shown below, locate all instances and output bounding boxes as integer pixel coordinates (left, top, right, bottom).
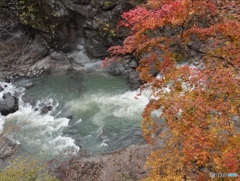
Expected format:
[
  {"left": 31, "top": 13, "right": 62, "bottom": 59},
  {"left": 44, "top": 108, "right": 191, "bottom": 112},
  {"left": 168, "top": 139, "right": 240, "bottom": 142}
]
[{"left": 0, "top": 70, "right": 150, "bottom": 161}]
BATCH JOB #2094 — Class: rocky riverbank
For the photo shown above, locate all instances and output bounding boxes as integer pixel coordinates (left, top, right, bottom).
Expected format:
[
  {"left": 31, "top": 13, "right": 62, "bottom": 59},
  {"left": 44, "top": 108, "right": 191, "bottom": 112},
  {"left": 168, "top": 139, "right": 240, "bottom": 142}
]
[{"left": 52, "top": 144, "right": 153, "bottom": 181}]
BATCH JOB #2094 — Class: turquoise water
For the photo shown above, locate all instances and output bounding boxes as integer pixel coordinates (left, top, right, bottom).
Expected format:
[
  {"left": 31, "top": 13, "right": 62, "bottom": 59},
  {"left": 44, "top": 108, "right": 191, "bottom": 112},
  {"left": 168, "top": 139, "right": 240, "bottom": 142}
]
[{"left": 14, "top": 71, "right": 149, "bottom": 156}]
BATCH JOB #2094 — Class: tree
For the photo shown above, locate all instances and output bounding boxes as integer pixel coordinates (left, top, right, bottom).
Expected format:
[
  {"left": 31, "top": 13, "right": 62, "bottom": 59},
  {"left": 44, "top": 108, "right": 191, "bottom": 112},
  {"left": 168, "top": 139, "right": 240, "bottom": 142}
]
[{"left": 104, "top": 0, "right": 240, "bottom": 180}]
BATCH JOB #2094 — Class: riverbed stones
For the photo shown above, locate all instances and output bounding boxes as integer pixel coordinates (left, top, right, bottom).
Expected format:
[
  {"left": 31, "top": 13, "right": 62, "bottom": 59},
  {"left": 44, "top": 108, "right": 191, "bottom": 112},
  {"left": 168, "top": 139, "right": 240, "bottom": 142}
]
[{"left": 0, "top": 93, "right": 19, "bottom": 116}]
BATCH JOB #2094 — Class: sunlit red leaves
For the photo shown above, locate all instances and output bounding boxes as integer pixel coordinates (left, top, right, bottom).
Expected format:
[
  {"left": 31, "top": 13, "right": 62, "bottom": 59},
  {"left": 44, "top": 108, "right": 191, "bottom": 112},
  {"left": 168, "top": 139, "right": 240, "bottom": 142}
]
[
  {"left": 108, "top": 35, "right": 137, "bottom": 55},
  {"left": 119, "top": 7, "right": 150, "bottom": 28},
  {"left": 222, "top": 150, "right": 239, "bottom": 172},
  {"left": 120, "top": 0, "right": 195, "bottom": 32}
]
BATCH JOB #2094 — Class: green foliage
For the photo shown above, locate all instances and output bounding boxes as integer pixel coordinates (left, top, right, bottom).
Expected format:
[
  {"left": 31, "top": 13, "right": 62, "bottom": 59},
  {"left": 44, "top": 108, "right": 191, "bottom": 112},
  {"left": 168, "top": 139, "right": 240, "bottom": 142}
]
[
  {"left": 0, "top": 157, "right": 58, "bottom": 181},
  {"left": 99, "top": 23, "right": 117, "bottom": 37},
  {"left": 103, "top": 0, "right": 116, "bottom": 8},
  {"left": 17, "top": 0, "right": 59, "bottom": 41},
  {"left": 0, "top": 0, "right": 6, "bottom": 6}
]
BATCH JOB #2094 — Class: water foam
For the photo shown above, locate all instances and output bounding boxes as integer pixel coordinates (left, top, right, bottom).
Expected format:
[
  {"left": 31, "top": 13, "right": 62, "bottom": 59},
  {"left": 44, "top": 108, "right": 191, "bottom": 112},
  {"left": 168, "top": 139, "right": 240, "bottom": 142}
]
[
  {"left": 66, "top": 89, "right": 150, "bottom": 127},
  {"left": 0, "top": 82, "right": 79, "bottom": 158}
]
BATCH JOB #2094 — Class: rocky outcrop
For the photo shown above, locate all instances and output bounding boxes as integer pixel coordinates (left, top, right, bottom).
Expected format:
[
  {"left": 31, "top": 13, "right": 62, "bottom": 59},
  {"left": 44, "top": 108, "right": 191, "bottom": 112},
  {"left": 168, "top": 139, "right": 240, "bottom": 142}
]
[
  {"left": 54, "top": 144, "right": 152, "bottom": 181},
  {"left": 1, "top": 0, "right": 134, "bottom": 58},
  {"left": 0, "top": 27, "right": 74, "bottom": 80},
  {"left": 51, "top": 0, "right": 134, "bottom": 58},
  {"left": 0, "top": 93, "right": 19, "bottom": 116},
  {"left": 105, "top": 55, "right": 142, "bottom": 90}
]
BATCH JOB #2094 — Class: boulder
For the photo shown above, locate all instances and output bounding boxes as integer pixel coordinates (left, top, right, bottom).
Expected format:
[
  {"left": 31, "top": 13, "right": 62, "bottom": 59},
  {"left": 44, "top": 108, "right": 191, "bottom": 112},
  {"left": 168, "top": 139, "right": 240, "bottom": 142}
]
[
  {"left": 51, "top": 51, "right": 65, "bottom": 61},
  {"left": 2, "top": 93, "right": 11, "bottom": 99},
  {"left": 0, "top": 135, "right": 18, "bottom": 159},
  {"left": 105, "top": 61, "right": 125, "bottom": 76},
  {"left": 127, "top": 71, "right": 142, "bottom": 90},
  {"left": 0, "top": 86, "right": 3, "bottom": 92},
  {"left": 0, "top": 93, "right": 19, "bottom": 116}
]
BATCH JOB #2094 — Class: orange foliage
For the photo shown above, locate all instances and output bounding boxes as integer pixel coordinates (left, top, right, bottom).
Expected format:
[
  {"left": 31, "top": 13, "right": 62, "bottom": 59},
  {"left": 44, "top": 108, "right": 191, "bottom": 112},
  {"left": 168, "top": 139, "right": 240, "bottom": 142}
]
[{"left": 105, "top": 0, "right": 240, "bottom": 180}]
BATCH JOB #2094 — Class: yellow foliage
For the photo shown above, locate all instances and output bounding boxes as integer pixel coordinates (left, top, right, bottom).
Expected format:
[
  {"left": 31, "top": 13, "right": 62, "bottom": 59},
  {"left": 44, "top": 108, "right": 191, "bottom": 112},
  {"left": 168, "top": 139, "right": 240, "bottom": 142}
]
[{"left": 0, "top": 157, "right": 58, "bottom": 181}]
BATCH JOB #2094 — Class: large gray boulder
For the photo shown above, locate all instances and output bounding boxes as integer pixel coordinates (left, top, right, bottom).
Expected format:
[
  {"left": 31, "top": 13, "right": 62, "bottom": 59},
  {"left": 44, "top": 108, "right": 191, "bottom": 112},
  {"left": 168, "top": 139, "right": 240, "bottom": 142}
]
[{"left": 0, "top": 93, "right": 19, "bottom": 116}]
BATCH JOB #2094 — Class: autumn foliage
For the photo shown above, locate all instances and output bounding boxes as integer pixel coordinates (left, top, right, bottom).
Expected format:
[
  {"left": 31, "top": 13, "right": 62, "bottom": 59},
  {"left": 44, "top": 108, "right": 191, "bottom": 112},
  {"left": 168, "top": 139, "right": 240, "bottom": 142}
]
[{"left": 105, "top": 0, "right": 240, "bottom": 180}]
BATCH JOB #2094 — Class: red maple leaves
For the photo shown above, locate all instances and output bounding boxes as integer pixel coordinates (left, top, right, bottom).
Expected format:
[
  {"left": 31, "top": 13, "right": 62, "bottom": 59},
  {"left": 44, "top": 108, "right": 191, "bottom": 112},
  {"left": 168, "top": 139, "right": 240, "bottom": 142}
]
[{"left": 105, "top": 0, "right": 240, "bottom": 179}]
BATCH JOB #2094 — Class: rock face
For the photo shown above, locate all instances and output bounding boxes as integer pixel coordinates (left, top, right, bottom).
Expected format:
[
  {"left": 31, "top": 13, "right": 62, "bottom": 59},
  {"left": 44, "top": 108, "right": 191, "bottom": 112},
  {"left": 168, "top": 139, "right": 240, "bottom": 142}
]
[
  {"left": 51, "top": 0, "right": 134, "bottom": 58},
  {"left": 0, "top": 93, "right": 19, "bottom": 116},
  {"left": 0, "top": 0, "right": 136, "bottom": 78}
]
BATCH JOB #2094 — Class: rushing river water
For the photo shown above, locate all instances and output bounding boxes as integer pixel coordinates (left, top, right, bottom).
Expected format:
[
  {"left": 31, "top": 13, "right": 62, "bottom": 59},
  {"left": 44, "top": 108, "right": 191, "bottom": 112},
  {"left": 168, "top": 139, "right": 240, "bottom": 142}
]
[{"left": 0, "top": 71, "right": 150, "bottom": 160}]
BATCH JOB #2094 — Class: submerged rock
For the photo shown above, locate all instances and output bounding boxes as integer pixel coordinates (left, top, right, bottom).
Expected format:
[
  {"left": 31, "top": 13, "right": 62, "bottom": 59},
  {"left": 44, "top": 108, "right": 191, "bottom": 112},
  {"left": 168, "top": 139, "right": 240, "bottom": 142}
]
[
  {"left": 40, "top": 105, "right": 53, "bottom": 114},
  {"left": 67, "top": 115, "right": 73, "bottom": 121},
  {"left": 0, "top": 93, "right": 19, "bottom": 116},
  {"left": 25, "top": 82, "right": 34, "bottom": 89}
]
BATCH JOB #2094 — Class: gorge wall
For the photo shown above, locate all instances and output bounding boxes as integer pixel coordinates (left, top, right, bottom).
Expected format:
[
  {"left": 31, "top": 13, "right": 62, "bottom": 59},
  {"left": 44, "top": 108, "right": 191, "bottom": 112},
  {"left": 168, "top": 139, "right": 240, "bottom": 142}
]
[{"left": 0, "top": 0, "right": 143, "bottom": 89}]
